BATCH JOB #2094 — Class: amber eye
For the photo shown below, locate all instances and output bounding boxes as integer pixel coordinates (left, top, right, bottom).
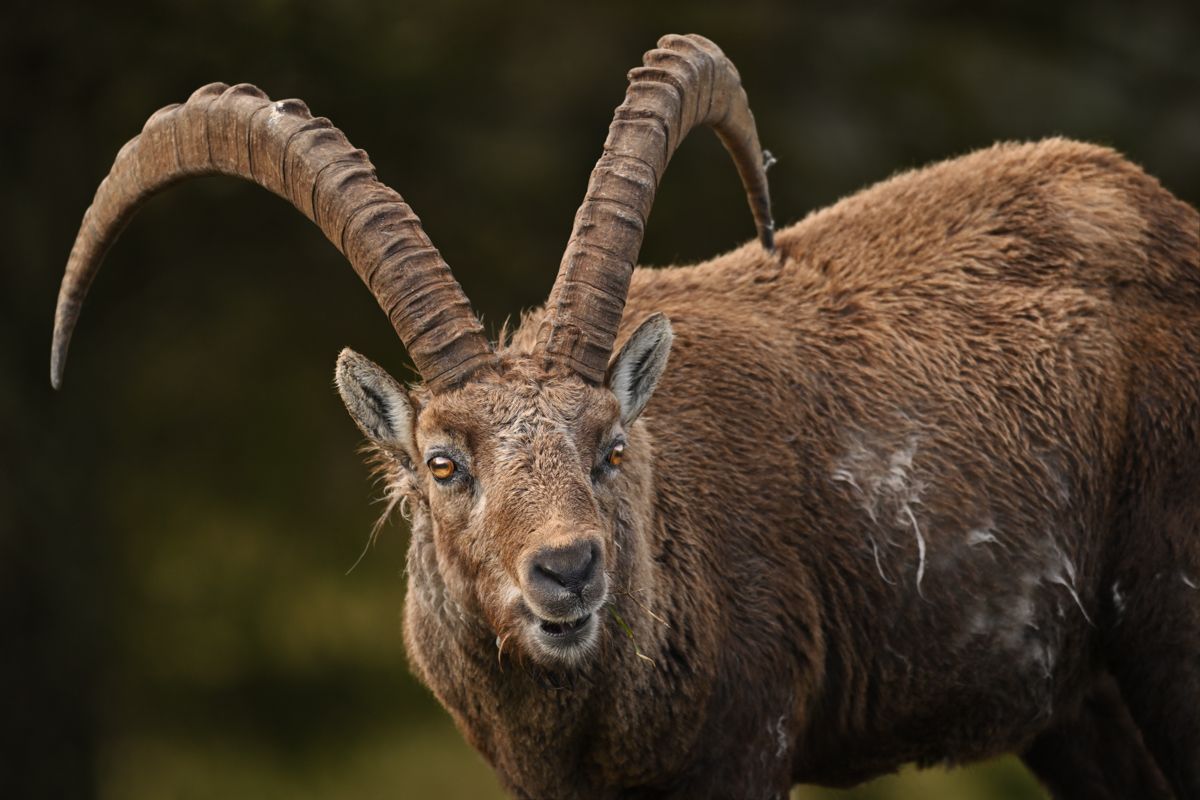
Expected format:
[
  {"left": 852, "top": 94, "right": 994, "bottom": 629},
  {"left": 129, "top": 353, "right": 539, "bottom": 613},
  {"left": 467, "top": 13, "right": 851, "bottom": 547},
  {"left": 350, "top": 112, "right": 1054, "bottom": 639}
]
[
  {"left": 607, "top": 442, "right": 625, "bottom": 467},
  {"left": 428, "top": 456, "right": 457, "bottom": 481}
]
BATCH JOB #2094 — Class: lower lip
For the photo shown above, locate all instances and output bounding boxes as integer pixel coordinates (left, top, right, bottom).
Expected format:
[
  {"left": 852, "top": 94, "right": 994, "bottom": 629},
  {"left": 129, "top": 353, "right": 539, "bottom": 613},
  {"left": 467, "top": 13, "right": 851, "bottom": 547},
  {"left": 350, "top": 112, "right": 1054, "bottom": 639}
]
[{"left": 535, "top": 613, "right": 594, "bottom": 647}]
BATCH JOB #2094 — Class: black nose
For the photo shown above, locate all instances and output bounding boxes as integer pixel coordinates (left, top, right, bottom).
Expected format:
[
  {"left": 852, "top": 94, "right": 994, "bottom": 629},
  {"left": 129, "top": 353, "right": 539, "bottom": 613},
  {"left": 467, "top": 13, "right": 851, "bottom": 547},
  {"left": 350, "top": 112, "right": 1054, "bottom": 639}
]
[
  {"left": 524, "top": 539, "right": 601, "bottom": 615},
  {"left": 532, "top": 540, "right": 597, "bottom": 593}
]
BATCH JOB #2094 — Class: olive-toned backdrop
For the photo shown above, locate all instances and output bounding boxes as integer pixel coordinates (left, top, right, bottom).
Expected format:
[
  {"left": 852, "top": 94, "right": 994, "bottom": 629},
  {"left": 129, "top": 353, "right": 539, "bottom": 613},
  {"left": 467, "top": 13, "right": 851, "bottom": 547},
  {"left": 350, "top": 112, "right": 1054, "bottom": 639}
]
[{"left": 3, "top": 2, "right": 1198, "bottom": 798}]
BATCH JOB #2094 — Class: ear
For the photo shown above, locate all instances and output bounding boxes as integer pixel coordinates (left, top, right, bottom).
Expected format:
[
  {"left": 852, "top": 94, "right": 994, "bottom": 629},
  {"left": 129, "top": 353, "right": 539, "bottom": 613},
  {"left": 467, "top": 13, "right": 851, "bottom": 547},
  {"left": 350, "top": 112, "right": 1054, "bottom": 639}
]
[
  {"left": 606, "top": 313, "right": 673, "bottom": 426},
  {"left": 334, "top": 348, "right": 419, "bottom": 464}
]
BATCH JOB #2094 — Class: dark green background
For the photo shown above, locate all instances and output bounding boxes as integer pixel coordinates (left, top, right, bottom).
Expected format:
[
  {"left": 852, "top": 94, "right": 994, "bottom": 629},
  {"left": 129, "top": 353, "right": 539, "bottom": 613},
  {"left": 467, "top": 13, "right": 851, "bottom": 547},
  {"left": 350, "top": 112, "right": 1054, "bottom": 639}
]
[{"left": 3, "top": 2, "right": 1197, "bottom": 797}]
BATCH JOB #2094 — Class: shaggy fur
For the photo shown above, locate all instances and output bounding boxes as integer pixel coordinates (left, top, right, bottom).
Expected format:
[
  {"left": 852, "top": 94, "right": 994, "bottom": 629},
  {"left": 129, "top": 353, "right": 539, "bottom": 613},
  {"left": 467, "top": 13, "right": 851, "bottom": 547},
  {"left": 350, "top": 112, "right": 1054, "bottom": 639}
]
[{"left": 340, "top": 138, "right": 1200, "bottom": 799}]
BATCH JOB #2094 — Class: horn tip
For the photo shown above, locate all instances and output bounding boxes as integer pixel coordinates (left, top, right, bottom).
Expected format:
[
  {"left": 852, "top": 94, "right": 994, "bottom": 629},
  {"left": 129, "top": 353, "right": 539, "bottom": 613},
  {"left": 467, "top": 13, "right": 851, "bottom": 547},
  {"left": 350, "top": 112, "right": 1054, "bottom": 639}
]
[
  {"left": 51, "top": 301, "right": 75, "bottom": 390},
  {"left": 50, "top": 348, "right": 65, "bottom": 390}
]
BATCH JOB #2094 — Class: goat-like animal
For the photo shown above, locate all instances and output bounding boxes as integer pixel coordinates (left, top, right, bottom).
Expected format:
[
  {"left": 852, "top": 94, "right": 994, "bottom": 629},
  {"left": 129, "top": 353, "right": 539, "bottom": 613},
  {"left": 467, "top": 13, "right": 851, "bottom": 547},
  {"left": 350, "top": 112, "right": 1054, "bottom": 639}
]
[{"left": 52, "top": 34, "right": 1199, "bottom": 800}]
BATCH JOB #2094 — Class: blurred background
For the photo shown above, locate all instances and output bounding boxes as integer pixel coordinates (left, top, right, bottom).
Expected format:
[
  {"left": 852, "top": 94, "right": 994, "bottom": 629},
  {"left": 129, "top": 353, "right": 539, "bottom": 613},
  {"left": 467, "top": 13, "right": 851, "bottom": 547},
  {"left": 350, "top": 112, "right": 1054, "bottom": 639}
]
[{"left": 3, "top": 1, "right": 1198, "bottom": 797}]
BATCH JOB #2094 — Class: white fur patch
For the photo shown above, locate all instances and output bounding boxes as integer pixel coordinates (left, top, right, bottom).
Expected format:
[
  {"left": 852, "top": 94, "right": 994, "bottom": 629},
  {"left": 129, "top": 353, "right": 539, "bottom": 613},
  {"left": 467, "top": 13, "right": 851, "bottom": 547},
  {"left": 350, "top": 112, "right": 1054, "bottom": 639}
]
[
  {"left": 831, "top": 436, "right": 926, "bottom": 591},
  {"left": 767, "top": 714, "right": 789, "bottom": 759},
  {"left": 1031, "top": 640, "right": 1056, "bottom": 680},
  {"left": 1046, "top": 543, "right": 1092, "bottom": 625},
  {"left": 965, "top": 520, "right": 1001, "bottom": 548},
  {"left": 960, "top": 543, "right": 1088, "bottom": 691},
  {"left": 500, "top": 583, "right": 522, "bottom": 608}
]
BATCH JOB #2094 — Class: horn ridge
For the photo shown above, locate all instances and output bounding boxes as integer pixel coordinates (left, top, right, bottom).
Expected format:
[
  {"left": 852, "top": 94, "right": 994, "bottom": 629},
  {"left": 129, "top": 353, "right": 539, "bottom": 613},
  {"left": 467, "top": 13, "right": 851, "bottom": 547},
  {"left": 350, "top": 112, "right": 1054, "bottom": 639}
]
[
  {"left": 52, "top": 82, "right": 495, "bottom": 392},
  {"left": 534, "top": 33, "right": 775, "bottom": 384}
]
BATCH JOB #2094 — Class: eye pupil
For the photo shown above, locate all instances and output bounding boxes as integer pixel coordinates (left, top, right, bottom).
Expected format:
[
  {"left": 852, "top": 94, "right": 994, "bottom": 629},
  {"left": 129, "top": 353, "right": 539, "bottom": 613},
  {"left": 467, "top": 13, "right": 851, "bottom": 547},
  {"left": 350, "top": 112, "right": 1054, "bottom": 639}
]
[
  {"left": 607, "top": 443, "right": 625, "bottom": 467},
  {"left": 428, "top": 456, "right": 456, "bottom": 480}
]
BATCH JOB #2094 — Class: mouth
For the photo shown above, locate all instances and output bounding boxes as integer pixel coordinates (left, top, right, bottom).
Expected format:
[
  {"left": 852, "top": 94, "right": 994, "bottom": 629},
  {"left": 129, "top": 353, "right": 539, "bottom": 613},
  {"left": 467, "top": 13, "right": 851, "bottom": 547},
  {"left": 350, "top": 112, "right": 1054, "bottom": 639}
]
[
  {"left": 538, "top": 612, "right": 592, "bottom": 639},
  {"left": 530, "top": 611, "right": 598, "bottom": 655}
]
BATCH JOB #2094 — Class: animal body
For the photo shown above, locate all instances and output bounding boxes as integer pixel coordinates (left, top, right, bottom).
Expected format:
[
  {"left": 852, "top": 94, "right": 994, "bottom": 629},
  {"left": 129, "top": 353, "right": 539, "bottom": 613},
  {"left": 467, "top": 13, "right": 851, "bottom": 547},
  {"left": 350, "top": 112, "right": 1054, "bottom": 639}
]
[{"left": 52, "top": 34, "right": 1199, "bottom": 800}]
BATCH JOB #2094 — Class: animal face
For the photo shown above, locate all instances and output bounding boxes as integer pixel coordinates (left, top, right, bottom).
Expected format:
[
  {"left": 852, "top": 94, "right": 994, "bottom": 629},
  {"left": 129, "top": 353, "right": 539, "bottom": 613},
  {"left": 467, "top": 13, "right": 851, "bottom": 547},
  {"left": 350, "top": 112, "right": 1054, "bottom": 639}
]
[{"left": 335, "top": 314, "right": 673, "bottom": 666}]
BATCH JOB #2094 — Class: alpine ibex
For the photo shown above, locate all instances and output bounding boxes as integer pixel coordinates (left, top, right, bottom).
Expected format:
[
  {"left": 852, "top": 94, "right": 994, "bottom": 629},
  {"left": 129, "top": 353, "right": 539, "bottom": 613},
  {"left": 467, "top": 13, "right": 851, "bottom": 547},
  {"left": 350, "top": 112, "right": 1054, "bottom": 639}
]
[{"left": 52, "top": 33, "right": 1199, "bottom": 800}]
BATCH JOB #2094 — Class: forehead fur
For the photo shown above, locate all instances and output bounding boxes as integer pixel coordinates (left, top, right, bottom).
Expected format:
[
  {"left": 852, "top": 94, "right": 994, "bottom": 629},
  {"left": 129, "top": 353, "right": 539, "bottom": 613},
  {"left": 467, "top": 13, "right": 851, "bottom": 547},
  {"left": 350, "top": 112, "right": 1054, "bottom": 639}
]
[{"left": 415, "top": 356, "right": 620, "bottom": 441}]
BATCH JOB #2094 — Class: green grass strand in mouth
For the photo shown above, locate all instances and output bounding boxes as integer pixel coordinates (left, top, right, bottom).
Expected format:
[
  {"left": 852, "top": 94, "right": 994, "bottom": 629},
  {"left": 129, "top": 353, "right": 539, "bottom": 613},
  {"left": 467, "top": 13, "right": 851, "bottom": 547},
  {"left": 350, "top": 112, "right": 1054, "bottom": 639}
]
[{"left": 607, "top": 605, "right": 656, "bottom": 667}]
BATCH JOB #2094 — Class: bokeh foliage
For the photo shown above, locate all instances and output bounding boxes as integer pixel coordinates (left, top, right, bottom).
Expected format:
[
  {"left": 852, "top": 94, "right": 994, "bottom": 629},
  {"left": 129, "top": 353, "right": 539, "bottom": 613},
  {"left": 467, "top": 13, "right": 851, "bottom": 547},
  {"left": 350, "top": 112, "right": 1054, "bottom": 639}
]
[{"left": 3, "top": 1, "right": 1197, "bottom": 798}]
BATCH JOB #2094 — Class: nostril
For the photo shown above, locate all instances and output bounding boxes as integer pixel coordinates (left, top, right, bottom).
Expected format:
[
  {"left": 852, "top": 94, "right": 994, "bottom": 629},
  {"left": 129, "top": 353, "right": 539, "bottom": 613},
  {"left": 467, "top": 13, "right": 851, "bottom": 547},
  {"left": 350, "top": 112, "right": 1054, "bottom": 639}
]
[
  {"left": 581, "top": 542, "right": 598, "bottom": 583},
  {"left": 535, "top": 562, "right": 569, "bottom": 588}
]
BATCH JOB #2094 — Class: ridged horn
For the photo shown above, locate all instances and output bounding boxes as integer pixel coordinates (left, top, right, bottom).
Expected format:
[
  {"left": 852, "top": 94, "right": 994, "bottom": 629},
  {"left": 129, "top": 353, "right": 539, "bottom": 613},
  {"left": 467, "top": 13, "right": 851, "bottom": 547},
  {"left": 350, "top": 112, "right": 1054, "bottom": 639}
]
[
  {"left": 52, "top": 82, "right": 497, "bottom": 392},
  {"left": 533, "top": 34, "right": 774, "bottom": 383}
]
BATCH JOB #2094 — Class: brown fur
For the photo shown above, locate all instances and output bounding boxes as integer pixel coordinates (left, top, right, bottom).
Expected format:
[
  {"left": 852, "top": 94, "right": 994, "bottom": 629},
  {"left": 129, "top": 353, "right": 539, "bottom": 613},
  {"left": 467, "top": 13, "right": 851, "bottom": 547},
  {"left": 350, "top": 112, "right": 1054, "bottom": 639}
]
[{"left": 355, "top": 138, "right": 1200, "bottom": 799}]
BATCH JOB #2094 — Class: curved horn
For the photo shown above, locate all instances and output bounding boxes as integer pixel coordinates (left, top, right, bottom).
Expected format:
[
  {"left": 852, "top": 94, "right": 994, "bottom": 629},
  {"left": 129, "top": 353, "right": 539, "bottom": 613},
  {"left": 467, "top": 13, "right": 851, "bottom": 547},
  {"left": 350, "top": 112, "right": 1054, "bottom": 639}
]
[
  {"left": 52, "top": 82, "right": 497, "bottom": 392},
  {"left": 534, "top": 34, "right": 774, "bottom": 383}
]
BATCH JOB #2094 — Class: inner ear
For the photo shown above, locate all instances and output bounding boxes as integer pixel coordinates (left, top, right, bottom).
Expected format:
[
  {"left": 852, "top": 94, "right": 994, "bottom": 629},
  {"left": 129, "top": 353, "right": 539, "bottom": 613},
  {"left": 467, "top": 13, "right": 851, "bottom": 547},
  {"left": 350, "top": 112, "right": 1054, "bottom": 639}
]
[
  {"left": 334, "top": 348, "right": 419, "bottom": 464},
  {"left": 606, "top": 313, "right": 673, "bottom": 426}
]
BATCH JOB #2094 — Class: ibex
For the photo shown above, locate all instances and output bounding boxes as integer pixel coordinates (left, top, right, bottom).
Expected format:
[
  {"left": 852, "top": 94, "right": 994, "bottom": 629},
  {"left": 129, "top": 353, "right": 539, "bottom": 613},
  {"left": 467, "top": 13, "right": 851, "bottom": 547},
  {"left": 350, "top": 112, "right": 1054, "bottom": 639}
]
[{"left": 52, "top": 33, "right": 1199, "bottom": 800}]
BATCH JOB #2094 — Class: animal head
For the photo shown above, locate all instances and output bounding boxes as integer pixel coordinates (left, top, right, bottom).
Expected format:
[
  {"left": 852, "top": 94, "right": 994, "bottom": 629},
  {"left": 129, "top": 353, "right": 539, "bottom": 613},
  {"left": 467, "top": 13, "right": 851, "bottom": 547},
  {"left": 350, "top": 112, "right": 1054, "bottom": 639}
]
[
  {"left": 336, "top": 316, "right": 671, "bottom": 664},
  {"left": 51, "top": 34, "right": 773, "bottom": 667}
]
